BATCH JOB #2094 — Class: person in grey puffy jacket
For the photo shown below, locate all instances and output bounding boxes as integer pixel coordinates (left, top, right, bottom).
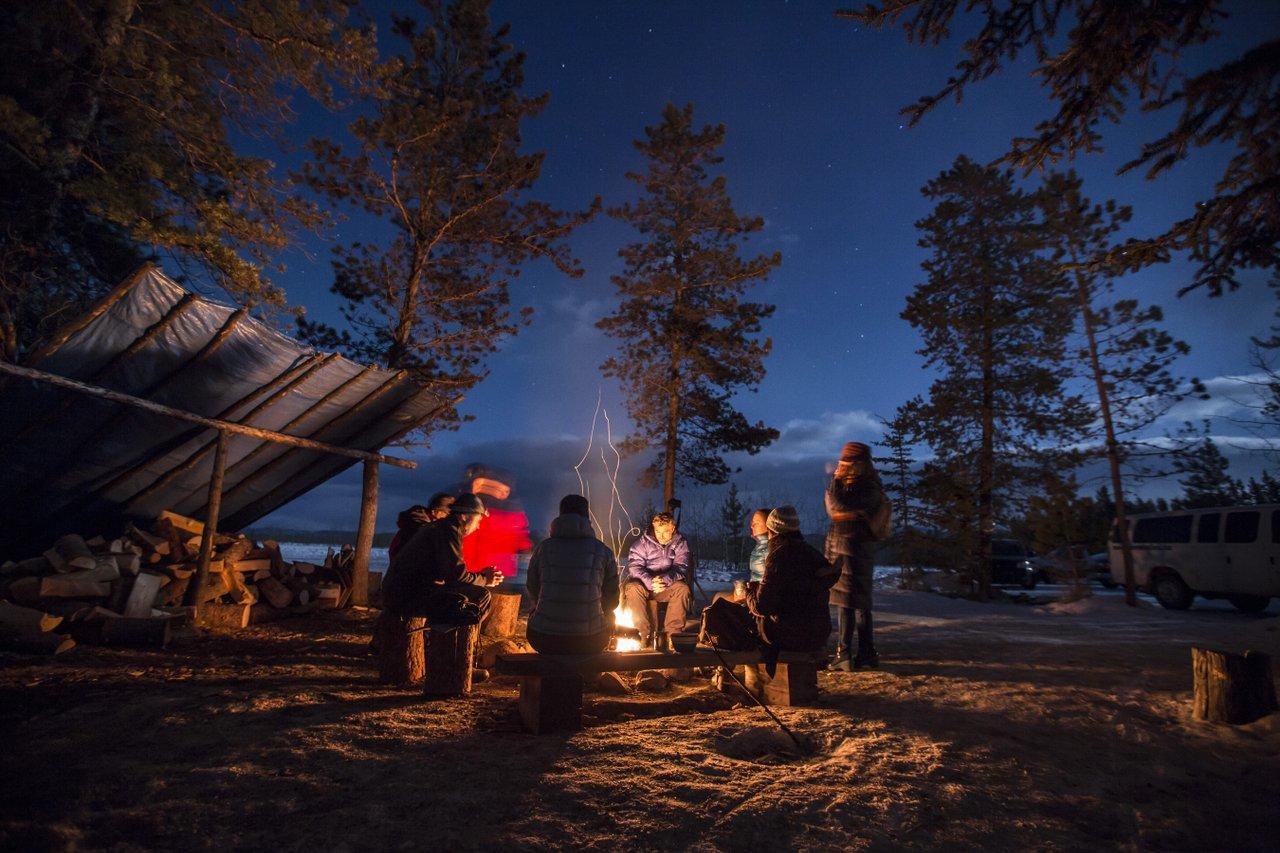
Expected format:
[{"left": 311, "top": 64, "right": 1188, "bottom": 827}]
[
  {"left": 526, "top": 494, "right": 619, "bottom": 655},
  {"left": 624, "top": 511, "right": 693, "bottom": 646}
]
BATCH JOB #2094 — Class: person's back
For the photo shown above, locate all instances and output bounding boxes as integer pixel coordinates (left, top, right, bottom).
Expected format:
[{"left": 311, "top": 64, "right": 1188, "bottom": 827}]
[
  {"left": 526, "top": 495, "right": 618, "bottom": 655},
  {"left": 747, "top": 507, "right": 839, "bottom": 653}
]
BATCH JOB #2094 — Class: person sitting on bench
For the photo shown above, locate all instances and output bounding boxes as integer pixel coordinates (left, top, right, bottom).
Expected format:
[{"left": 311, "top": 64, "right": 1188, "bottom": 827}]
[
  {"left": 525, "top": 494, "right": 619, "bottom": 655},
  {"left": 745, "top": 505, "right": 840, "bottom": 655},
  {"left": 382, "top": 493, "right": 501, "bottom": 625},
  {"left": 624, "top": 511, "right": 693, "bottom": 649}
]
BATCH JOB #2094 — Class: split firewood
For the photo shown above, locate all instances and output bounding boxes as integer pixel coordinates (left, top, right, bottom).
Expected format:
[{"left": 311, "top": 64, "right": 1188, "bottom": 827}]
[
  {"left": 252, "top": 568, "right": 272, "bottom": 582},
  {"left": 55, "top": 558, "right": 121, "bottom": 585},
  {"left": 217, "top": 537, "right": 254, "bottom": 565},
  {"left": 157, "top": 511, "right": 204, "bottom": 537},
  {"left": 194, "top": 569, "right": 231, "bottom": 604},
  {"left": 43, "top": 534, "right": 97, "bottom": 572},
  {"left": 262, "top": 540, "right": 285, "bottom": 573},
  {"left": 113, "top": 553, "right": 142, "bottom": 574},
  {"left": 85, "top": 535, "right": 107, "bottom": 548},
  {"left": 221, "top": 569, "right": 257, "bottom": 606},
  {"left": 194, "top": 602, "right": 250, "bottom": 631},
  {"left": 294, "top": 562, "right": 317, "bottom": 576},
  {"left": 229, "top": 558, "right": 272, "bottom": 574},
  {"left": 315, "top": 582, "right": 341, "bottom": 609},
  {"left": 0, "top": 601, "right": 63, "bottom": 634},
  {"left": 126, "top": 524, "right": 168, "bottom": 553},
  {"left": 257, "top": 576, "right": 293, "bottom": 609},
  {"left": 38, "top": 578, "right": 112, "bottom": 598},
  {"left": 122, "top": 573, "right": 166, "bottom": 618}
]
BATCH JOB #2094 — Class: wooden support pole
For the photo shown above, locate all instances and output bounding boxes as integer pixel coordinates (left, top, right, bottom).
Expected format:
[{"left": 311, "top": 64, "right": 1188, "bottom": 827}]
[
  {"left": 185, "top": 429, "right": 228, "bottom": 610},
  {"left": 352, "top": 460, "right": 378, "bottom": 607}
]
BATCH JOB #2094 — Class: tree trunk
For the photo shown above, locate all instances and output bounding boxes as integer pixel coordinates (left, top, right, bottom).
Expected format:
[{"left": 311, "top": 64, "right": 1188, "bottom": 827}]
[
  {"left": 1072, "top": 267, "right": 1139, "bottom": 606},
  {"left": 376, "top": 613, "right": 426, "bottom": 685},
  {"left": 663, "top": 386, "right": 678, "bottom": 507},
  {"left": 423, "top": 623, "right": 479, "bottom": 697},
  {"left": 480, "top": 590, "right": 521, "bottom": 638},
  {"left": 977, "top": 280, "right": 995, "bottom": 600},
  {"left": 1191, "top": 647, "right": 1277, "bottom": 724},
  {"left": 352, "top": 460, "right": 378, "bottom": 606}
]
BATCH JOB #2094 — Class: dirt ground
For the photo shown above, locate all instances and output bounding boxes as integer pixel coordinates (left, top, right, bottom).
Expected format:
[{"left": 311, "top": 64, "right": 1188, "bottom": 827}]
[{"left": 2, "top": 589, "right": 1278, "bottom": 852}]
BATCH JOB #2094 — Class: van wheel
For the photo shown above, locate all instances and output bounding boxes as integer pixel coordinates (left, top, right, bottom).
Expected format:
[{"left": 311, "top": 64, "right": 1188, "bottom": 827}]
[
  {"left": 1228, "top": 595, "right": 1270, "bottom": 614},
  {"left": 1153, "top": 572, "right": 1194, "bottom": 610}
]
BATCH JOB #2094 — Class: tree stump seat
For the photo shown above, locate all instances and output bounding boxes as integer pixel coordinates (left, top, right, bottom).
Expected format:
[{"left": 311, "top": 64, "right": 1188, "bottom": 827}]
[
  {"left": 493, "top": 648, "right": 822, "bottom": 734},
  {"left": 1192, "top": 646, "right": 1278, "bottom": 724},
  {"left": 376, "top": 613, "right": 481, "bottom": 694}
]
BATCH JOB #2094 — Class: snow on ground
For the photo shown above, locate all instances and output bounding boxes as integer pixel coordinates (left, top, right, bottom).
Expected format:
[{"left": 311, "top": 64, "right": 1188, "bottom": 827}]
[{"left": 3, "top": 588, "right": 1276, "bottom": 850}]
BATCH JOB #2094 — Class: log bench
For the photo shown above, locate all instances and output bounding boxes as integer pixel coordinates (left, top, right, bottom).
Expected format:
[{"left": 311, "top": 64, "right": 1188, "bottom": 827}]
[{"left": 494, "top": 648, "right": 822, "bottom": 734}]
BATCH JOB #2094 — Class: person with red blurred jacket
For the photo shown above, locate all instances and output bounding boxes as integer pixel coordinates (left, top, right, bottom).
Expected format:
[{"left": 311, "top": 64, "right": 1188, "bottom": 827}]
[{"left": 458, "top": 463, "right": 532, "bottom": 579}]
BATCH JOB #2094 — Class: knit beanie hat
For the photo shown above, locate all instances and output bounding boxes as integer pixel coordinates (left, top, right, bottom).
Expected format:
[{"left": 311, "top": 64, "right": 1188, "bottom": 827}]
[
  {"left": 450, "top": 493, "right": 488, "bottom": 517},
  {"left": 559, "top": 494, "right": 590, "bottom": 517},
  {"left": 840, "top": 442, "right": 871, "bottom": 462},
  {"left": 766, "top": 505, "right": 800, "bottom": 534}
]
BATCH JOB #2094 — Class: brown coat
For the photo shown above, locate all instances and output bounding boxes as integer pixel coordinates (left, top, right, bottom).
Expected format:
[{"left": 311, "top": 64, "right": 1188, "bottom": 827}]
[
  {"left": 825, "top": 475, "right": 884, "bottom": 609},
  {"left": 746, "top": 532, "right": 839, "bottom": 652}
]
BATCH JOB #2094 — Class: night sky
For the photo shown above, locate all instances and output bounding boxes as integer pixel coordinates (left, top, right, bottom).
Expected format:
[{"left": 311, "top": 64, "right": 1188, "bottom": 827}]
[{"left": 258, "top": 0, "right": 1280, "bottom": 533}]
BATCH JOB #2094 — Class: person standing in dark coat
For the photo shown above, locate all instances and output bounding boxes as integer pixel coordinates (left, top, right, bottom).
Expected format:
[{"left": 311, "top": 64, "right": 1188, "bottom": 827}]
[
  {"left": 526, "top": 495, "right": 619, "bottom": 655},
  {"left": 382, "top": 494, "right": 501, "bottom": 624},
  {"left": 387, "top": 492, "right": 455, "bottom": 562},
  {"left": 745, "top": 506, "right": 840, "bottom": 652},
  {"left": 826, "top": 441, "right": 887, "bottom": 670}
]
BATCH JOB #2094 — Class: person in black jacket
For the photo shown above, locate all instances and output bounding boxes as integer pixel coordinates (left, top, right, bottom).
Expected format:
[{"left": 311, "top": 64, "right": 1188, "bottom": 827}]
[
  {"left": 382, "top": 494, "right": 501, "bottom": 624},
  {"left": 745, "top": 505, "right": 840, "bottom": 653}
]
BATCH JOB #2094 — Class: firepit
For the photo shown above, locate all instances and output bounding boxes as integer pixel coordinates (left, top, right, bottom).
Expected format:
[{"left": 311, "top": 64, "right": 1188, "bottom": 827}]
[{"left": 611, "top": 604, "right": 643, "bottom": 652}]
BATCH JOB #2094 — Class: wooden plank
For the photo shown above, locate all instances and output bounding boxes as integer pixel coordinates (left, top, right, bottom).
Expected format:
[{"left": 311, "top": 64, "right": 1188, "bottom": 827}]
[
  {"left": 157, "top": 511, "right": 204, "bottom": 536},
  {"left": 493, "top": 649, "right": 815, "bottom": 677}
]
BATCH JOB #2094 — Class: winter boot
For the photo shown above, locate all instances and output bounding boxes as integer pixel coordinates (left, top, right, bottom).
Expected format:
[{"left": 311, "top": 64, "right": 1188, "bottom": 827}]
[{"left": 852, "top": 649, "right": 880, "bottom": 670}]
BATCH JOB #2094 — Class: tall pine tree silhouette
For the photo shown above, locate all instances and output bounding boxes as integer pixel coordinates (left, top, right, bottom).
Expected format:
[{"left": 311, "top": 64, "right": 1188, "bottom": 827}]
[
  {"left": 599, "top": 103, "right": 780, "bottom": 504},
  {"left": 298, "top": 0, "right": 598, "bottom": 433},
  {"left": 1039, "top": 169, "right": 1204, "bottom": 605},
  {"left": 905, "top": 156, "right": 1088, "bottom": 598}
]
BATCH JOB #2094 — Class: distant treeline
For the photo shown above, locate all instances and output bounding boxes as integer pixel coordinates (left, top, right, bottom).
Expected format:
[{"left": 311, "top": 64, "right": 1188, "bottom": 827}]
[{"left": 243, "top": 528, "right": 395, "bottom": 548}]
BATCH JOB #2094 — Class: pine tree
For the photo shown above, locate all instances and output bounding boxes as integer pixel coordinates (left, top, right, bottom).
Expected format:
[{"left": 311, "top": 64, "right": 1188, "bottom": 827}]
[
  {"left": 1039, "top": 169, "right": 1204, "bottom": 604},
  {"left": 840, "top": 1, "right": 1280, "bottom": 296},
  {"left": 1175, "top": 438, "right": 1239, "bottom": 508},
  {"left": 905, "top": 156, "right": 1088, "bottom": 598},
  {"left": 719, "top": 482, "right": 747, "bottom": 570},
  {"left": 297, "top": 0, "right": 598, "bottom": 431},
  {"left": 599, "top": 103, "right": 781, "bottom": 503},
  {"left": 875, "top": 402, "right": 923, "bottom": 577},
  {"left": 0, "top": 0, "right": 374, "bottom": 359}
]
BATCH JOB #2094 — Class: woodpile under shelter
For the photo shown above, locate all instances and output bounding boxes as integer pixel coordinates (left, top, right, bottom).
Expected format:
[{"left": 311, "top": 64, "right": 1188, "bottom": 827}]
[{"left": 0, "top": 266, "right": 447, "bottom": 590}]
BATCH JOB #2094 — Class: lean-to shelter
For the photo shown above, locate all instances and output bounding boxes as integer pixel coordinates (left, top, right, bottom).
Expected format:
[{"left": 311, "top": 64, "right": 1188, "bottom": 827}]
[{"left": 0, "top": 265, "right": 446, "bottom": 555}]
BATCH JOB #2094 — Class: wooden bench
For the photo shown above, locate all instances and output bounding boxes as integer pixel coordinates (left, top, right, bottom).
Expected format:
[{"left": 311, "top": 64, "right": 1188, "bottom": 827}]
[{"left": 494, "top": 648, "right": 822, "bottom": 734}]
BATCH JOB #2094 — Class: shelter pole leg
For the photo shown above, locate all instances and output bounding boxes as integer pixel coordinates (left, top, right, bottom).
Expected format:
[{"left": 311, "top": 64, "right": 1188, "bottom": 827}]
[
  {"left": 352, "top": 460, "right": 378, "bottom": 607},
  {"left": 185, "top": 428, "right": 228, "bottom": 610}
]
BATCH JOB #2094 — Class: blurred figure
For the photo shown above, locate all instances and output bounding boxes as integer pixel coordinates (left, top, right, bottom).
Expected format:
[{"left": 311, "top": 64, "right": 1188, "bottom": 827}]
[
  {"left": 387, "top": 492, "right": 455, "bottom": 561},
  {"left": 747, "top": 507, "right": 771, "bottom": 583},
  {"left": 825, "top": 442, "right": 888, "bottom": 670},
  {"left": 526, "top": 494, "right": 619, "bottom": 655},
  {"left": 745, "top": 506, "right": 840, "bottom": 657},
  {"left": 624, "top": 512, "right": 693, "bottom": 648},
  {"left": 460, "top": 464, "right": 532, "bottom": 579},
  {"left": 382, "top": 494, "right": 502, "bottom": 625}
]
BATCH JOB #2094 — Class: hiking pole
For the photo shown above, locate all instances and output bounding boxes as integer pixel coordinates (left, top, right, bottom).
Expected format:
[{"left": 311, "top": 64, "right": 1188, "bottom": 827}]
[{"left": 707, "top": 643, "right": 804, "bottom": 753}]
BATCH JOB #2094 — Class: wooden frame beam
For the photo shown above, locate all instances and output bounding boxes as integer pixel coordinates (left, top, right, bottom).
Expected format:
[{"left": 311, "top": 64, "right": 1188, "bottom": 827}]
[
  {"left": 22, "top": 263, "right": 156, "bottom": 367},
  {"left": 0, "top": 361, "right": 416, "bottom": 469}
]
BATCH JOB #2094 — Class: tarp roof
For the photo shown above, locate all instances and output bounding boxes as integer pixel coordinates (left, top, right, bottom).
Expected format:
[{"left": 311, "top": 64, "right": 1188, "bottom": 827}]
[{"left": 0, "top": 266, "right": 445, "bottom": 552}]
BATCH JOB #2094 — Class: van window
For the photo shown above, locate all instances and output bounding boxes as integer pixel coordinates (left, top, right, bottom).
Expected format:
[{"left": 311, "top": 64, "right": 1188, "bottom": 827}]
[
  {"left": 1224, "top": 511, "right": 1260, "bottom": 544},
  {"left": 1132, "top": 515, "right": 1193, "bottom": 544},
  {"left": 1197, "top": 513, "right": 1220, "bottom": 543}
]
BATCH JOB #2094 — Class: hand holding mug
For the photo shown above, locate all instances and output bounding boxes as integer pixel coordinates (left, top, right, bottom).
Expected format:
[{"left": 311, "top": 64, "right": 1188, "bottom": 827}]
[{"left": 652, "top": 576, "right": 667, "bottom": 593}]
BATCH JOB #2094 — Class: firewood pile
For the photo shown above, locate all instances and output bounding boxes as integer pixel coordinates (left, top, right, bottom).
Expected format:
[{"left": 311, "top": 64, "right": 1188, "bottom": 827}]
[{"left": 0, "top": 511, "right": 369, "bottom": 656}]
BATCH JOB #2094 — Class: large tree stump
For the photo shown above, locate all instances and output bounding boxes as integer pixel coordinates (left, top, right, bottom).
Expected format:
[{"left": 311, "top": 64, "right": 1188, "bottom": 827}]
[
  {"left": 377, "top": 613, "right": 425, "bottom": 685},
  {"left": 480, "top": 590, "right": 521, "bottom": 638},
  {"left": 423, "top": 623, "right": 479, "bottom": 697},
  {"left": 1192, "top": 646, "right": 1278, "bottom": 724}
]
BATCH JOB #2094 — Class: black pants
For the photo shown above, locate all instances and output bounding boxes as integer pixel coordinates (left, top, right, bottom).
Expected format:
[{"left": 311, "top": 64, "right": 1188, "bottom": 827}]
[
  {"left": 837, "top": 606, "right": 874, "bottom": 657},
  {"left": 624, "top": 580, "right": 692, "bottom": 637},
  {"left": 389, "top": 582, "right": 492, "bottom": 623}
]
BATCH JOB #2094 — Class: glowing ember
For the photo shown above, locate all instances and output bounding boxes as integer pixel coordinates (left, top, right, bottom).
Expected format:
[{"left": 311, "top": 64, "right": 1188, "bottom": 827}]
[{"left": 613, "top": 604, "right": 642, "bottom": 652}]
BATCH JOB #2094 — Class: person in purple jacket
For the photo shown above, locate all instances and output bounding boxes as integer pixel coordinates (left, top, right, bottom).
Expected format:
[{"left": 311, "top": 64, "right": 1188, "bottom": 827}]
[{"left": 623, "top": 511, "right": 693, "bottom": 649}]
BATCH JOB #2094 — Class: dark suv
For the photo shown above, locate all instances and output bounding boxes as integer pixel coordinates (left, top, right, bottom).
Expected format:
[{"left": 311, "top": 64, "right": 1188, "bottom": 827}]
[{"left": 990, "top": 539, "right": 1038, "bottom": 589}]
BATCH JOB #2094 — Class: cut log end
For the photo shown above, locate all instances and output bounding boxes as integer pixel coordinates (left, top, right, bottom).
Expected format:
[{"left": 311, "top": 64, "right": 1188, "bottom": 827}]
[{"left": 1192, "top": 646, "right": 1278, "bottom": 725}]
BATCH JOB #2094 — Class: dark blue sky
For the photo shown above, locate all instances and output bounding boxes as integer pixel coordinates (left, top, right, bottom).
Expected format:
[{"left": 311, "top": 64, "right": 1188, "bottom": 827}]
[{"left": 259, "top": 0, "right": 1280, "bottom": 532}]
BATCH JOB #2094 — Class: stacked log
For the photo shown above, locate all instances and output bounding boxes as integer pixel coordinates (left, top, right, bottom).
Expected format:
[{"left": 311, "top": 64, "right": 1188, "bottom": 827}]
[{"left": 1, "top": 512, "right": 369, "bottom": 653}]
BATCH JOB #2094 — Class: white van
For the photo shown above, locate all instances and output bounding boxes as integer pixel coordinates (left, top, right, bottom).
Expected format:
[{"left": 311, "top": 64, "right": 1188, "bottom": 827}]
[{"left": 1109, "top": 504, "right": 1280, "bottom": 612}]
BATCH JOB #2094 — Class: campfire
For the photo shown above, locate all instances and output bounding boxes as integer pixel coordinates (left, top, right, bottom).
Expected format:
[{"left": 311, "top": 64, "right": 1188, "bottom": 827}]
[{"left": 612, "top": 604, "right": 643, "bottom": 652}]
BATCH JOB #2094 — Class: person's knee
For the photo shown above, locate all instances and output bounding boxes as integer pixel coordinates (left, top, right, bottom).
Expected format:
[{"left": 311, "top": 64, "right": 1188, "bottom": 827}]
[
  {"left": 624, "top": 582, "right": 649, "bottom": 602},
  {"left": 668, "top": 581, "right": 692, "bottom": 601}
]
